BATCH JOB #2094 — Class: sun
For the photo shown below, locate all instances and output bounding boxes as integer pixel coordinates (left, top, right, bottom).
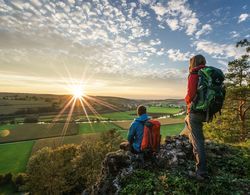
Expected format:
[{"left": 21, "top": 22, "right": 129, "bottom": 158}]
[{"left": 71, "top": 84, "right": 85, "bottom": 99}]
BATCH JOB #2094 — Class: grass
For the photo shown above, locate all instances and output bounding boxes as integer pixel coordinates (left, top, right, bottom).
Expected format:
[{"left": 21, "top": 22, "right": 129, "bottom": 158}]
[
  {"left": 118, "top": 130, "right": 129, "bottom": 140},
  {"left": 78, "top": 122, "right": 122, "bottom": 134},
  {"left": 0, "top": 123, "right": 78, "bottom": 143},
  {"left": 161, "top": 123, "right": 184, "bottom": 138},
  {"left": 118, "top": 123, "right": 184, "bottom": 140},
  {"left": 113, "top": 118, "right": 184, "bottom": 130},
  {"left": 147, "top": 106, "right": 182, "bottom": 114},
  {"left": 0, "top": 141, "right": 34, "bottom": 174},
  {"left": 95, "top": 111, "right": 136, "bottom": 120},
  {"left": 0, "top": 99, "right": 51, "bottom": 115},
  {"left": 0, "top": 124, "right": 17, "bottom": 131}
]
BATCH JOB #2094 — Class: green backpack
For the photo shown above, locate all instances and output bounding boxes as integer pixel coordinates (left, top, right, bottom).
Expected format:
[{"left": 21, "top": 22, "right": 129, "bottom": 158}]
[{"left": 191, "top": 66, "right": 226, "bottom": 122}]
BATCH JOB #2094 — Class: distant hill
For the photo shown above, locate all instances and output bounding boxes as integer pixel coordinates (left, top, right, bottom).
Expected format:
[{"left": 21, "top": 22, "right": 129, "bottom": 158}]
[{"left": 0, "top": 92, "right": 185, "bottom": 121}]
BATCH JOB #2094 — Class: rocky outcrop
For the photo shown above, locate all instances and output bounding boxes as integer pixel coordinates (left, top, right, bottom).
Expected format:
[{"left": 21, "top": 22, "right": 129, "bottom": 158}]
[{"left": 91, "top": 135, "right": 193, "bottom": 194}]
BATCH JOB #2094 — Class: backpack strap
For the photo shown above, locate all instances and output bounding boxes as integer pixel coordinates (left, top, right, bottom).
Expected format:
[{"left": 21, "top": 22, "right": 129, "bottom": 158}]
[{"left": 190, "top": 70, "right": 198, "bottom": 75}]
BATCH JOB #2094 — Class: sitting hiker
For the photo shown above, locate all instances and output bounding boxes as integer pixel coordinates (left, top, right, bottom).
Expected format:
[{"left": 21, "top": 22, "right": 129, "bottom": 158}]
[
  {"left": 119, "top": 105, "right": 149, "bottom": 153},
  {"left": 127, "top": 105, "right": 150, "bottom": 154},
  {"left": 120, "top": 105, "right": 161, "bottom": 161}
]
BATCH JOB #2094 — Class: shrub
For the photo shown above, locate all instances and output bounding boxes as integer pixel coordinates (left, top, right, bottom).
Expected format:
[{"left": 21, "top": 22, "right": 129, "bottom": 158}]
[
  {"left": 26, "top": 145, "right": 78, "bottom": 194},
  {"left": 13, "top": 173, "right": 28, "bottom": 192},
  {"left": 3, "top": 173, "right": 12, "bottom": 185},
  {"left": 24, "top": 116, "right": 38, "bottom": 123}
]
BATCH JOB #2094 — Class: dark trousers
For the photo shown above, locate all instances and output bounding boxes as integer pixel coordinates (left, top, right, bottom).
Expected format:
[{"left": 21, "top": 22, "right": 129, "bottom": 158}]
[{"left": 181, "top": 112, "right": 207, "bottom": 175}]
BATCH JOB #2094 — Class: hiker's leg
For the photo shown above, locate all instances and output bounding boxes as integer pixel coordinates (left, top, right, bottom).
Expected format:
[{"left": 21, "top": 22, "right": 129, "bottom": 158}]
[
  {"left": 130, "top": 145, "right": 139, "bottom": 154},
  {"left": 189, "top": 113, "right": 207, "bottom": 175}
]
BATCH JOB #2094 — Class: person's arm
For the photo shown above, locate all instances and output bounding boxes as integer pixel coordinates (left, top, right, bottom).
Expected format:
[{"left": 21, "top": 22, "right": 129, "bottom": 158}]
[
  {"left": 185, "top": 74, "right": 199, "bottom": 104},
  {"left": 127, "top": 122, "right": 136, "bottom": 145}
]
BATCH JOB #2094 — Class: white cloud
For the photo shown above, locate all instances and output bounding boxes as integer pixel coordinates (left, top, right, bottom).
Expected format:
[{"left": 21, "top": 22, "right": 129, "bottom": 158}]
[
  {"left": 166, "top": 19, "right": 179, "bottom": 31},
  {"left": 230, "top": 31, "right": 240, "bottom": 38},
  {"left": 150, "top": 0, "right": 200, "bottom": 36},
  {"left": 31, "top": 0, "right": 42, "bottom": 7},
  {"left": 151, "top": 3, "right": 167, "bottom": 16},
  {"left": 195, "top": 24, "right": 212, "bottom": 38},
  {"left": 217, "top": 60, "right": 228, "bottom": 67},
  {"left": 136, "top": 8, "right": 149, "bottom": 17},
  {"left": 139, "top": 0, "right": 151, "bottom": 5},
  {"left": 150, "top": 39, "right": 161, "bottom": 46},
  {"left": 194, "top": 40, "right": 245, "bottom": 59},
  {"left": 167, "top": 49, "right": 193, "bottom": 61},
  {"left": 238, "top": 13, "right": 248, "bottom": 23}
]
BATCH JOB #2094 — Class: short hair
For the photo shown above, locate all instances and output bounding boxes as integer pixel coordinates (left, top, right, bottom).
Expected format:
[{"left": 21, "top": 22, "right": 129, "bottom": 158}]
[{"left": 137, "top": 105, "right": 147, "bottom": 116}]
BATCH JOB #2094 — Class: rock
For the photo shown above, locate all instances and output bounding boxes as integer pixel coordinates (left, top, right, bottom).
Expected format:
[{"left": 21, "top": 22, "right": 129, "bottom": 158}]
[{"left": 90, "top": 135, "right": 193, "bottom": 194}]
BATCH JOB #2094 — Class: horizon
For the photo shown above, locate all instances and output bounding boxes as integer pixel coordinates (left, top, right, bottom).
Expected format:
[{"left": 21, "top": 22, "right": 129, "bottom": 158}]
[
  {"left": 0, "top": 0, "right": 249, "bottom": 98},
  {"left": 0, "top": 91, "right": 185, "bottom": 100}
]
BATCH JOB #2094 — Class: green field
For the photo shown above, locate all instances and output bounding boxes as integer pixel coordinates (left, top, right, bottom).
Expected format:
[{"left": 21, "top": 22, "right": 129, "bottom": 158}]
[
  {"left": 0, "top": 123, "right": 78, "bottom": 143},
  {"left": 147, "top": 106, "right": 182, "bottom": 114},
  {"left": 161, "top": 123, "right": 184, "bottom": 137},
  {"left": 0, "top": 141, "right": 34, "bottom": 174},
  {"left": 118, "top": 123, "right": 184, "bottom": 140},
  {"left": 113, "top": 118, "right": 184, "bottom": 130},
  {"left": 91, "top": 111, "right": 136, "bottom": 120},
  {"left": 78, "top": 122, "right": 122, "bottom": 134}
]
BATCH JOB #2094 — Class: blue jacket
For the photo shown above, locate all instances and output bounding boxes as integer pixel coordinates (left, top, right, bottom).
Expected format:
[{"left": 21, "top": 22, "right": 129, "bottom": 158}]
[{"left": 127, "top": 114, "right": 150, "bottom": 152}]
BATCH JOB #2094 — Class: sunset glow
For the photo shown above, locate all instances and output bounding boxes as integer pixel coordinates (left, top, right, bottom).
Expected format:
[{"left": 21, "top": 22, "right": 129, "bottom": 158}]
[{"left": 71, "top": 85, "right": 85, "bottom": 99}]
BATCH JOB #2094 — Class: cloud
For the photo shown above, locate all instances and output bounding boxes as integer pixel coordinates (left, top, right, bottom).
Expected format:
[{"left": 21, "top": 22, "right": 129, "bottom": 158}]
[
  {"left": 150, "top": 0, "right": 200, "bottom": 36},
  {"left": 193, "top": 40, "right": 245, "bottom": 59},
  {"left": 166, "top": 19, "right": 179, "bottom": 31},
  {"left": 139, "top": 0, "right": 151, "bottom": 5},
  {"left": 238, "top": 13, "right": 249, "bottom": 23},
  {"left": 230, "top": 31, "right": 240, "bottom": 38},
  {"left": 136, "top": 8, "right": 149, "bottom": 17},
  {"left": 151, "top": 3, "right": 167, "bottom": 16},
  {"left": 217, "top": 60, "right": 228, "bottom": 67},
  {"left": 167, "top": 49, "right": 193, "bottom": 61},
  {"left": 0, "top": 0, "right": 168, "bottom": 79},
  {"left": 195, "top": 24, "right": 212, "bottom": 38}
]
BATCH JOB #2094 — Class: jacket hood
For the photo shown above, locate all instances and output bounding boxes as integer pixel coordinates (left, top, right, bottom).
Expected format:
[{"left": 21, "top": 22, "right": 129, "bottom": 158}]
[
  {"left": 135, "top": 113, "right": 150, "bottom": 122},
  {"left": 191, "top": 64, "right": 205, "bottom": 72}
]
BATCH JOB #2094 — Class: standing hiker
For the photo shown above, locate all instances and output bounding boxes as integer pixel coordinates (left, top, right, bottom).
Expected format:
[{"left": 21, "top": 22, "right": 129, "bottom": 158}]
[{"left": 183, "top": 54, "right": 208, "bottom": 180}]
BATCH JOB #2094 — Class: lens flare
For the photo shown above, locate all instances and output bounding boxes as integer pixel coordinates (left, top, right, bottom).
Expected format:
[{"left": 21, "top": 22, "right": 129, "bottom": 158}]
[
  {"left": 49, "top": 67, "right": 121, "bottom": 146},
  {"left": 71, "top": 84, "right": 85, "bottom": 99}
]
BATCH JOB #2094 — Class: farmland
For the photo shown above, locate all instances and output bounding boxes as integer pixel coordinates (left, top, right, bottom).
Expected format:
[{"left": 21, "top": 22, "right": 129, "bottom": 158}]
[
  {"left": 78, "top": 122, "right": 122, "bottom": 134},
  {"left": 147, "top": 106, "right": 182, "bottom": 114},
  {"left": 0, "top": 123, "right": 78, "bottom": 143},
  {"left": 0, "top": 93, "right": 186, "bottom": 177},
  {"left": 0, "top": 141, "right": 34, "bottom": 174}
]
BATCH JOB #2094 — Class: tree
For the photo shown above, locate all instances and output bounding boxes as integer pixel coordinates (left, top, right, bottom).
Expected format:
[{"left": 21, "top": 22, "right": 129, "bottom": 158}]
[
  {"left": 26, "top": 145, "right": 78, "bottom": 194},
  {"left": 26, "top": 130, "right": 123, "bottom": 193},
  {"left": 226, "top": 39, "right": 250, "bottom": 141},
  {"left": 205, "top": 39, "right": 250, "bottom": 142}
]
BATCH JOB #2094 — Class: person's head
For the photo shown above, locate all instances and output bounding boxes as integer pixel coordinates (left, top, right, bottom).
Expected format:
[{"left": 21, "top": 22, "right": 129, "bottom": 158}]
[
  {"left": 137, "top": 105, "right": 147, "bottom": 116},
  {"left": 189, "top": 54, "right": 206, "bottom": 72}
]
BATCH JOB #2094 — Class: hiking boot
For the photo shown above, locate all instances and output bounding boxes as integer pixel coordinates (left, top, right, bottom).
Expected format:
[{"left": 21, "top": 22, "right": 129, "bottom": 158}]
[{"left": 188, "top": 171, "right": 208, "bottom": 181}]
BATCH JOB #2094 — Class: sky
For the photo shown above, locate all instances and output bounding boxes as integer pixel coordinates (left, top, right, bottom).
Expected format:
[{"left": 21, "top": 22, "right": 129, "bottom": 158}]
[{"left": 0, "top": 0, "right": 249, "bottom": 99}]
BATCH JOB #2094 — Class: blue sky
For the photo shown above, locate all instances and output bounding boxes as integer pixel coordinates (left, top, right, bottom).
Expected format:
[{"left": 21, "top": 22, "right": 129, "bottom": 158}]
[{"left": 0, "top": 0, "right": 249, "bottom": 99}]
